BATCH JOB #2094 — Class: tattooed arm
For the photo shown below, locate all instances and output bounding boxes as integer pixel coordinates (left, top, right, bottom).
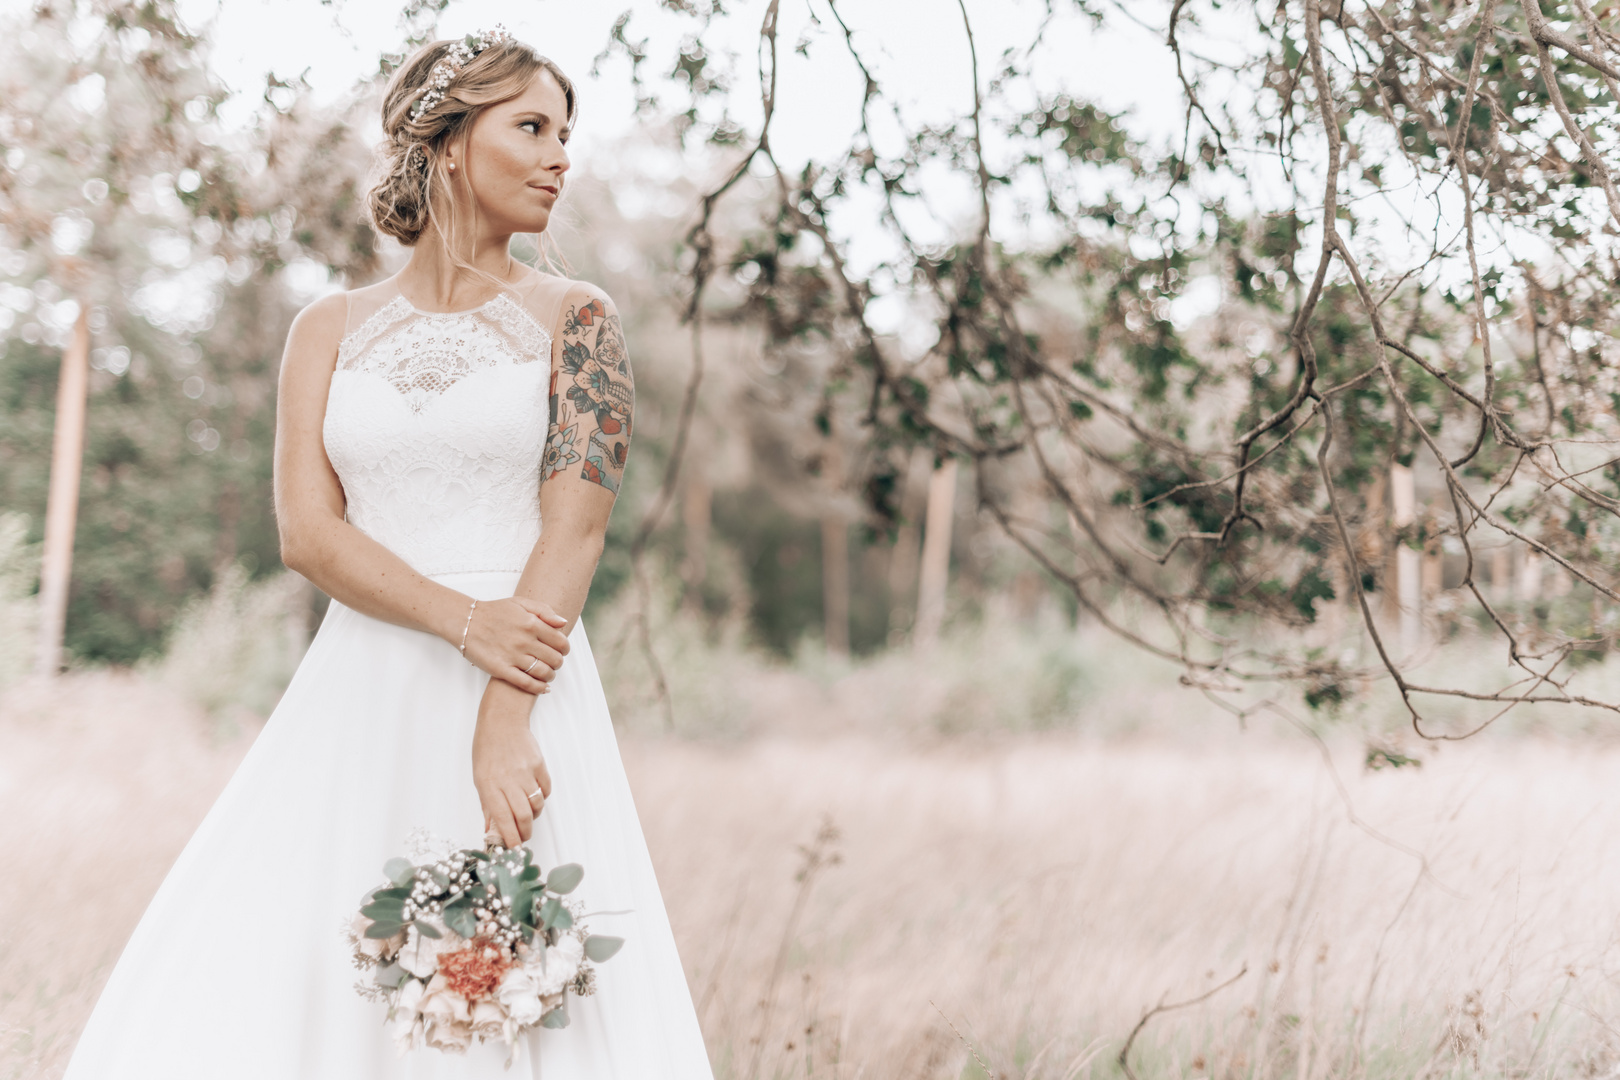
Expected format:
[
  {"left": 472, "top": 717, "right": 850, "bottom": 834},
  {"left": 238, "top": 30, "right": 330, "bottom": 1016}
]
[
  {"left": 507, "top": 282, "right": 632, "bottom": 634},
  {"left": 474, "top": 282, "right": 633, "bottom": 846}
]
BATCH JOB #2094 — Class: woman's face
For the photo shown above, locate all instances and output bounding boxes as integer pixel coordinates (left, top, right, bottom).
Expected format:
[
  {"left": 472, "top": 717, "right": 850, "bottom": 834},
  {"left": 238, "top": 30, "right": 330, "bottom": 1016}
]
[{"left": 452, "top": 71, "right": 571, "bottom": 236}]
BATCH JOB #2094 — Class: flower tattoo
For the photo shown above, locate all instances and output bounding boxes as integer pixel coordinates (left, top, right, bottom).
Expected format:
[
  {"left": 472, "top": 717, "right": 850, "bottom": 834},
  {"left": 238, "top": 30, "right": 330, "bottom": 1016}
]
[{"left": 544, "top": 295, "right": 633, "bottom": 494}]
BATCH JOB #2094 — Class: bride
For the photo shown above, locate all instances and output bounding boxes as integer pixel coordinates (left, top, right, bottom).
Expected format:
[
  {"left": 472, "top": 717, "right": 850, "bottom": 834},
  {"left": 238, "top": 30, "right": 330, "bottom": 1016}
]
[{"left": 64, "top": 29, "right": 714, "bottom": 1079}]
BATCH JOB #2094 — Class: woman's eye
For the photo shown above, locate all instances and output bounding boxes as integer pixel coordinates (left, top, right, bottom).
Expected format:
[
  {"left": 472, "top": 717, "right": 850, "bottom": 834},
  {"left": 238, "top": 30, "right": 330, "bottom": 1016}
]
[{"left": 521, "top": 121, "right": 541, "bottom": 135}]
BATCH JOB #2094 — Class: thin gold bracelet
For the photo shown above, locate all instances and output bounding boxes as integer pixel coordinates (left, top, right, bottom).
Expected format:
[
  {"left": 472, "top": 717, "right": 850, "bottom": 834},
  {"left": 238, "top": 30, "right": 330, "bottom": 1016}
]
[{"left": 458, "top": 599, "right": 479, "bottom": 659}]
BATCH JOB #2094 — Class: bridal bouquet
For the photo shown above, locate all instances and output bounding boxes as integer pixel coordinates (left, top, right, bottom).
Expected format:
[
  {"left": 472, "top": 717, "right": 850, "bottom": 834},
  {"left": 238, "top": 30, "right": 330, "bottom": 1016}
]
[{"left": 347, "top": 832, "right": 623, "bottom": 1061}]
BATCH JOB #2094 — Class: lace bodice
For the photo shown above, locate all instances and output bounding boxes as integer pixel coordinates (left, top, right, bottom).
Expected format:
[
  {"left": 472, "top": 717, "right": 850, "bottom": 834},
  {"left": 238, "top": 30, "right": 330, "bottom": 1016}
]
[{"left": 323, "top": 274, "right": 573, "bottom": 577}]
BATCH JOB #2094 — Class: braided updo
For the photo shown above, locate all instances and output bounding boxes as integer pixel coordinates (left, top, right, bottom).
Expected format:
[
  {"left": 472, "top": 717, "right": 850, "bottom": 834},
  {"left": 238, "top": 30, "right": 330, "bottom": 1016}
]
[{"left": 366, "top": 35, "right": 577, "bottom": 246}]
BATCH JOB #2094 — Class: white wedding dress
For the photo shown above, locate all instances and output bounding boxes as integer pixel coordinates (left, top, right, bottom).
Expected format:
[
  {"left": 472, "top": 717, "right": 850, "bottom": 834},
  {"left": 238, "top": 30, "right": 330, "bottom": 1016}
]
[{"left": 63, "top": 272, "right": 715, "bottom": 1079}]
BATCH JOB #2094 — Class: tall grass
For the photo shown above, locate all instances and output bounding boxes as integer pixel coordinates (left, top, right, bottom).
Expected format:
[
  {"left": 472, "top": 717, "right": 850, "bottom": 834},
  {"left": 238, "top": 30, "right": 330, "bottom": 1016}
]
[
  {"left": 8, "top": 674, "right": 1620, "bottom": 1079},
  {"left": 638, "top": 735, "right": 1620, "bottom": 1079},
  {"left": 0, "top": 514, "right": 38, "bottom": 689},
  {"left": 13, "top": 571, "right": 1620, "bottom": 1077},
  {"left": 145, "top": 565, "right": 311, "bottom": 730}
]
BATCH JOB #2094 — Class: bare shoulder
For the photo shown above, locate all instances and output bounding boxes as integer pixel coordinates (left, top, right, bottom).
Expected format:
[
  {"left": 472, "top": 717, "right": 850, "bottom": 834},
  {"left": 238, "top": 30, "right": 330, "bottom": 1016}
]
[
  {"left": 292, "top": 290, "right": 348, "bottom": 339},
  {"left": 281, "top": 291, "right": 349, "bottom": 372},
  {"left": 550, "top": 278, "right": 620, "bottom": 337}
]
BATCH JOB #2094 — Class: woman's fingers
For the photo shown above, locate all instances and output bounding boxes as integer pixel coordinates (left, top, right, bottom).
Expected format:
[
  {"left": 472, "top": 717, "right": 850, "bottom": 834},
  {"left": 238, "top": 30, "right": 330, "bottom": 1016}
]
[
  {"left": 513, "top": 596, "right": 567, "bottom": 627},
  {"left": 491, "top": 661, "right": 554, "bottom": 696},
  {"left": 518, "top": 641, "right": 565, "bottom": 676},
  {"left": 481, "top": 788, "right": 521, "bottom": 849},
  {"left": 502, "top": 783, "right": 536, "bottom": 843},
  {"left": 522, "top": 766, "right": 551, "bottom": 826}
]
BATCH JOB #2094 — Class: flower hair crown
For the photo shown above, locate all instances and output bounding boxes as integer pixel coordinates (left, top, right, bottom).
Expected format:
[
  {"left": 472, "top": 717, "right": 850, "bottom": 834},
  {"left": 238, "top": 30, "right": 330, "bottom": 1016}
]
[{"left": 408, "top": 25, "right": 514, "bottom": 121}]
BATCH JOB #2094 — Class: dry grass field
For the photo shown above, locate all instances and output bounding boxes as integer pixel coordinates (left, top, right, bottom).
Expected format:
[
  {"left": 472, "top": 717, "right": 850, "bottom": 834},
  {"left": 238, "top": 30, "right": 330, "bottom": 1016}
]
[{"left": 5, "top": 664, "right": 1620, "bottom": 1079}]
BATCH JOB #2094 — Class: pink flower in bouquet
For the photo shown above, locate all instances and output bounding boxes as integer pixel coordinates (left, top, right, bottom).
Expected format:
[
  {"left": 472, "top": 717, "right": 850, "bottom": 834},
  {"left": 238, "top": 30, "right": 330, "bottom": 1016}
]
[{"left": 436, "top": 938, "right": 510, "bottom": 1001}]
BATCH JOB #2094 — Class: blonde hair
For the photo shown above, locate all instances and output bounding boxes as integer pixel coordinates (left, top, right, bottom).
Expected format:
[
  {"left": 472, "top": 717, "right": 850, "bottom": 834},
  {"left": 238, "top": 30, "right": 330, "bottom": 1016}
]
[{"left": 366, "top": 35, "right": 576, "bottom": 271}]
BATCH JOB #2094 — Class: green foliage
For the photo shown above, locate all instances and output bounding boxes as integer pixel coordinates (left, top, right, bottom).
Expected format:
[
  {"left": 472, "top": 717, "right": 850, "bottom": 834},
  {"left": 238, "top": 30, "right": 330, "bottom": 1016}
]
[
  {"left": 0, "top": 1, "right": 377, "bottom": 664},
  {"left": 612, "top": 0, "right": 1620, "bottom": 726}
]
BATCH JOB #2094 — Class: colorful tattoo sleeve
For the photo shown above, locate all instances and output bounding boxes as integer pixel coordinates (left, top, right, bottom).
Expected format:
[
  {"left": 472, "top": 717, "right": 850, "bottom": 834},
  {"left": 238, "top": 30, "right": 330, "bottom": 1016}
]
[{"left": 543, "top": 294, "right": 633, "bottom": 494}]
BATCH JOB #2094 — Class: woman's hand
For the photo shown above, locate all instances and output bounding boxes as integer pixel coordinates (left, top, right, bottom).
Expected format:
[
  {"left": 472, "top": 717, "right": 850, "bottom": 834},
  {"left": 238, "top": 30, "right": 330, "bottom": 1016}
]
[
  {"left": 455, "top": 595, "right": 570, "bottom": 693},
  {"left": 473, "top": 681, "right": 553, "bottom": 847}
]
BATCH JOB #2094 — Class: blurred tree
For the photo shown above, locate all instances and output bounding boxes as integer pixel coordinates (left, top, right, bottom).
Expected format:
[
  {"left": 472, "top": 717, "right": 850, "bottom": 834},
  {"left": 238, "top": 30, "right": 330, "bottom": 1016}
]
[
  {"left": 605, "top": 0, "right": 1620, "bottom": 732},
  {"left": 0, "top": 0, "right": 376, "bottom": 663}
]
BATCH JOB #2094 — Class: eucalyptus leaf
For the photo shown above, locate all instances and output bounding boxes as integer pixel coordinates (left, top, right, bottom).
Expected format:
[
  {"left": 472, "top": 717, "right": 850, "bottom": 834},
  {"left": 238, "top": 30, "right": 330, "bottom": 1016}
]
[
  {"left": 494, "top": 863, "right": 520, "bottom": 903},
  {"left": 444, "top": 903, "right": 478, "bottom": 940},
  {"left": 551, "top": 905, "right": 573, "bottom": 931},
  {"left": 538, "top": 895, "right": 563, "bottom": 929},
  {"left": 412, "top": 919, "right": 441, "bottom": 939},
  {"left": 520, "top": 864, "right": 540, "bottom": 883},
  {"left": 540, "top": 1003, "right": 570, "bottom": 1029},
  {"left": 583, "top": 935, "right": 624, "bottom": 962},
  {"left": 361, "top": 899, "right": 405, "bottom": 921},
  {"left": 384, "top": 857, "right": 413, "bottom": 886},
  {"left": 546, "top": 863, "right": 584, "bottom": 895},
  {"left": 511, "top": 887, "right": 537, "bottom": 930},
  {"left": 365, "top": 920, "right": 405, "bottom": 940},
  {"left": 375, "top": 962, "right": 408, "bottom": 988}
]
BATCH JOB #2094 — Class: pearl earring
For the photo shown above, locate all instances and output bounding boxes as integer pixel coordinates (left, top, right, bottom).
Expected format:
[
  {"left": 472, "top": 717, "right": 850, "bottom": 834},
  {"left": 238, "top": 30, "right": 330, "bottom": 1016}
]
[{"left": 448, "top": 162, "right": 456, "bottom": 172}]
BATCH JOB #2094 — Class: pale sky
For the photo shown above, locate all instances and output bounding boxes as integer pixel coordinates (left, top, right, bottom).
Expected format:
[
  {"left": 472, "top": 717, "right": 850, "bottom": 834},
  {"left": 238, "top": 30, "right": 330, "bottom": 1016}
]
[{"left": 152, "top": 0, "right": 1186, "bottom": 171}]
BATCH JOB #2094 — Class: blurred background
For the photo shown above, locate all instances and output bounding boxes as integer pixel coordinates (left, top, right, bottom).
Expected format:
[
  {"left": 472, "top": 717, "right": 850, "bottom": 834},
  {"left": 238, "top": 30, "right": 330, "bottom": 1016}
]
[{"left": 9, "top": 0, "right": 1620, "bottom": 1077}]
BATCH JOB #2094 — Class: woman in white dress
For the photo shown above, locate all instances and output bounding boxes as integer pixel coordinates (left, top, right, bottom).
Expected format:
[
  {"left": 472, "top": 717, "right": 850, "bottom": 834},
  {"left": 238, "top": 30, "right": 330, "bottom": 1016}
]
[{"left": 63, "top": 30, "right": 714, "bottom": 1079}]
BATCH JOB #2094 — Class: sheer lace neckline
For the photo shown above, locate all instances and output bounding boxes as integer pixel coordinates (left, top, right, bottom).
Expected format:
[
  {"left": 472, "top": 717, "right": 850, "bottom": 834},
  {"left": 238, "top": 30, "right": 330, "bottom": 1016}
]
[{"left": 334, "top": 286, "right": 553, "bottom": 415}]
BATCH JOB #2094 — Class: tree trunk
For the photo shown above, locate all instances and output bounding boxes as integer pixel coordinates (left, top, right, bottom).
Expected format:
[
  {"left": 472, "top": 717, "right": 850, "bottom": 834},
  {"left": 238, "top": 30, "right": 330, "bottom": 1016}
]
[
  {"left": 34, "top": 302, "right": 91, "bottom": 677},
  {"left": 681, "top": 474, "right": 711, "bottom": 613},
  {"left": 887, "top": 449, "right": 928, "bottom": 639},
  {"left": 1519, "top": 549, "right": 1543, "bottom": 603},
  {"left": 914, "top": 458, "right": 958, "bottom": 648},
  {"left": 821, "top": 512, "right": 849, "bottom": 657},
  {"left": 1491, "top": 546, "right": 1512, "bottom": 605},
  {"left": 1387, "top": 463, "right": 1421, "bottom": 654}
]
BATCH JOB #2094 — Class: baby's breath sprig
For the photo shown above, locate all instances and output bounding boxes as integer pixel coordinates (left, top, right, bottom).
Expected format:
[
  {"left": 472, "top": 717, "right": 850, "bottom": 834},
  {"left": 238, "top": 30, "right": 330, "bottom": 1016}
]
[{"left": 408, "top": 25, "right": 514, "bottom": 122}]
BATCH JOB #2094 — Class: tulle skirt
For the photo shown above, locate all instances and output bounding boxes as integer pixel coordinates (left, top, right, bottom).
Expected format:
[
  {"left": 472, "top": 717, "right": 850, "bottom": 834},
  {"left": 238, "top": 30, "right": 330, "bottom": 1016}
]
[{"left": 63, "top": 572, "right": 714, "bottom": 1079}]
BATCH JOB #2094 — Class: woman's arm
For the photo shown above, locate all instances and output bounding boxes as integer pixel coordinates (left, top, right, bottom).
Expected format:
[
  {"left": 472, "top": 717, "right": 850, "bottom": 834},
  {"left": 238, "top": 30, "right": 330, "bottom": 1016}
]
[
  {"left": 273, "top": 293, "right": 570, "bottom": 692},
  {"left": 475, "top": 282, "right": 633, "bottom": 846}
]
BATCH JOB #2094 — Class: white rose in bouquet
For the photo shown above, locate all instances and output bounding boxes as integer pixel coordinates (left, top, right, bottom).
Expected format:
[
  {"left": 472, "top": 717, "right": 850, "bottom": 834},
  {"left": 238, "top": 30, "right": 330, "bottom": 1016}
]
[
  {"left": 528, "top": 937, "right": 583, "bottom": 998},
  {"left": 386, "top": 979, "right": 426, "bottom": 1053},
  {"left": 495, "top": 966, "right": 546, "bottom": 1026},
  {"left": 350, "top": 912, "right": 405, "bottom": 960},
  {"left": 396, "top": 919, "right": 464, "bottom": 978},
  {"left": 419, "top": 974, "right": 474, "bottom": 1053},
  {"left": 469, "top": 1000, "right": 506, "bottom": 1041}
]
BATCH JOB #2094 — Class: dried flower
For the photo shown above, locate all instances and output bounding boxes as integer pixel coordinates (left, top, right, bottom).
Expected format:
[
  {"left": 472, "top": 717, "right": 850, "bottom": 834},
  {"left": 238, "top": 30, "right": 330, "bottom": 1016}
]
[
  {"left": 437, "top": 938, "right": 511, "bottom": 1001},
  {"left": 408, "top": 26, "right": 514, "bottom": 122}
]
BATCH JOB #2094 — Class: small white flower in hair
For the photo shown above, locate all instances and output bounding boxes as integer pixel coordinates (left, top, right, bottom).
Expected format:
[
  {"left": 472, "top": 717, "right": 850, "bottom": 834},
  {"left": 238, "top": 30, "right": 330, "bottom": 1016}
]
[{"left": 408, "top": 25, "right": 515, "bottom": 122}]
